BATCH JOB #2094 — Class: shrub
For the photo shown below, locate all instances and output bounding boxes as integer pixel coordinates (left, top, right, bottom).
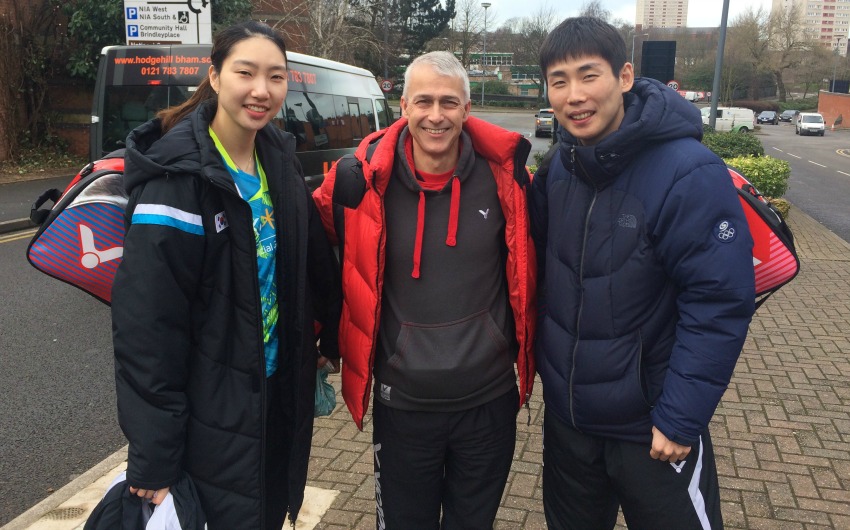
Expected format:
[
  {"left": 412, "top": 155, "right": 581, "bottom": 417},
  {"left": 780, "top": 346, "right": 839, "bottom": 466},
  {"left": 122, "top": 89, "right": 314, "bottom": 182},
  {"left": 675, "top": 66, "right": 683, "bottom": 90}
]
[
  {"left": 533, "top": 150, "right": 547, "bottom": 167},
  {"left": 702, "top": 130, "right": 765, "bottom": 158},
  {"left": 732, "top": 100, "right": 779, "bottom": 113},
  {"left": 778, "top": 97, "right": 819, "bottom": 113},
  {"left": 724, "top": 155, "right": 791, "bottom": 198},
  {"left": 770, "top": 198, "right": 791, "bottom": 217}
]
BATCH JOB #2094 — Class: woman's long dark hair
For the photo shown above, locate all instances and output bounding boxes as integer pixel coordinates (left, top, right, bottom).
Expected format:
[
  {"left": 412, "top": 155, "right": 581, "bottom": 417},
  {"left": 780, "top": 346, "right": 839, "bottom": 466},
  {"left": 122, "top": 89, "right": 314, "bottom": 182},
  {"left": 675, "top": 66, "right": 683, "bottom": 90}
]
[{"left": 157, "top": 21, "right": 288, "bottom": 133}]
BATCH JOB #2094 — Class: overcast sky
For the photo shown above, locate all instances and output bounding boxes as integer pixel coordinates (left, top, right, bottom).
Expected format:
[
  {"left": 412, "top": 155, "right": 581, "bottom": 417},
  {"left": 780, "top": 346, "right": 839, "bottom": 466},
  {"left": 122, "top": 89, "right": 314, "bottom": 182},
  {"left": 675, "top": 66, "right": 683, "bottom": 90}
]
[{"left": 491, "top": 0, "right": 773, "bottom": 29}]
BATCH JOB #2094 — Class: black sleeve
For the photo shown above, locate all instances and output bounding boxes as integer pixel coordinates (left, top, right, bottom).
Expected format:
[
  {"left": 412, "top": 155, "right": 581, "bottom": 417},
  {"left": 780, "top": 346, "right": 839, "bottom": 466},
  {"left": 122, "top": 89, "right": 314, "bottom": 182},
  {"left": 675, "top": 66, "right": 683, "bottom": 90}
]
[
  {"left": 305, "top": 176, "right": 342, "bottom": 360},
  {"left": 111, "top": 176, "right": 204, "bottom": 490}
]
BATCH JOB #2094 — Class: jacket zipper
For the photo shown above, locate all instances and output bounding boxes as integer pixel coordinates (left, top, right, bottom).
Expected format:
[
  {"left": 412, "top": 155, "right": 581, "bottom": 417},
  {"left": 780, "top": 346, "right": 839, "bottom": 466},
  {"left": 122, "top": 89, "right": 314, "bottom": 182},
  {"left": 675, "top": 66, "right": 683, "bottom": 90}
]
[
  {"left": 365, "top": 170, "right": 386, "bottom": 426},
  {"left": 280, "top": 171, "right": 299, "bottom": 526},
  {"left": 514, "top": 149, "right": 534, "bottom": 427},
  {"left": 209, "top": 176, "right": 271, "bottom": 527},
  {"left": 568, "top": 147, "right": 597, "bottom": 429}
]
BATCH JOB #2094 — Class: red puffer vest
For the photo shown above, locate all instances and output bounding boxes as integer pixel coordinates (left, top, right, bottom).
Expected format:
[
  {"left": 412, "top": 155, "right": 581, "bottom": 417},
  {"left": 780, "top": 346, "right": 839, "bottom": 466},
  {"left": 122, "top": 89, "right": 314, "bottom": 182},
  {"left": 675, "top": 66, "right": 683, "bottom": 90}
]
[{"left": 314, "top": 116, "right": 536, "bottom": 429}]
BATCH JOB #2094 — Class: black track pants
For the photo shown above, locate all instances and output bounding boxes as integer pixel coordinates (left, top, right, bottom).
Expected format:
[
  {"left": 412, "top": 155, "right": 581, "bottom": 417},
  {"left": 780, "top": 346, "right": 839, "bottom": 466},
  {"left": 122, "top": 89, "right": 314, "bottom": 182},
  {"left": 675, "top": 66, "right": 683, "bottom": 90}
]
[
  {"left": 542, "top": 409, "right": 723, "bottom": 530},
  {"left": 372, "top": 389, "right": 518, "bottom": 530}
]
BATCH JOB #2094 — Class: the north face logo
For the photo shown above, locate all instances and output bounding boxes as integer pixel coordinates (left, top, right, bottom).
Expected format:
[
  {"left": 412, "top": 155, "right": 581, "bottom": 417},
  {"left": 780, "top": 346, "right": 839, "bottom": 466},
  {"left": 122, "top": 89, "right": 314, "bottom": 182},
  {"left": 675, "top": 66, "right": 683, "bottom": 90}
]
[{"left": 617, "top": 214, "right": 637, "bottom": 228}]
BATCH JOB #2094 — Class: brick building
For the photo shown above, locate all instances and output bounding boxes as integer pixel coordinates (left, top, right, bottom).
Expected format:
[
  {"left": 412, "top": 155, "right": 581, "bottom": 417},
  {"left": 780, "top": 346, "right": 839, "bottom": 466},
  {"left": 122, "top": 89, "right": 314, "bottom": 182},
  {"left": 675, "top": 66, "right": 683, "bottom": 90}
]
[{"left": 818, "top": 89, "right": 850, "bottom": 129}]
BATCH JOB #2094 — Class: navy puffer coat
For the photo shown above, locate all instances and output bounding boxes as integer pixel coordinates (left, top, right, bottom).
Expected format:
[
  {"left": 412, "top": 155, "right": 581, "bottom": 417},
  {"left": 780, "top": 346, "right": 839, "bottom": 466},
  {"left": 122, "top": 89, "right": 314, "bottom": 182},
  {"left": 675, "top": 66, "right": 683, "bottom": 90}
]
[{"left": 529, "top": 77, "right": 755, "bottom": 445}]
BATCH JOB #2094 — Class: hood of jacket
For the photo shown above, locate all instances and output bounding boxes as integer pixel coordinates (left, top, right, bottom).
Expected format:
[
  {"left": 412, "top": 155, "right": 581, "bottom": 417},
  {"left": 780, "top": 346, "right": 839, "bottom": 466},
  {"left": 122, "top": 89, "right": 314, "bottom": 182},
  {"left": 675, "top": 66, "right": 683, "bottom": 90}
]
[
  {"left": 356, "top": 115, "right": 531, "bottom": 194},
  {"left": 557, "top": 77, "right": 704, "bottom": 189},
  {"left": 123, "top": 101, "right": 293, "bottom": 193}
]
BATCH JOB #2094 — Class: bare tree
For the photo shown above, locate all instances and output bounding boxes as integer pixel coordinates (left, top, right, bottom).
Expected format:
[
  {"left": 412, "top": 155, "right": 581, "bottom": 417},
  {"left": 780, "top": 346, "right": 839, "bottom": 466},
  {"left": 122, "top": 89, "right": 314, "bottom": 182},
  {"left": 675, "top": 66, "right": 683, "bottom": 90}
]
[
  {"left": 515, "top": 3, "right": 558, "bottom": 65},
  {"left": 767, "top": 2, "right": 812, "bottom": 102},
  {"left": 257, "top": 0, "right": 380, "bottom": 65},
  {"left": 729, "top": 7, "right": 771, "bottom": 99},
  {"left": 722, "top": 19, "right": 757, "bottom": 104},
  {"left": 673, "top": 29, "right": 719, "bottom": 90},
  {"left": 0, "top": 0, "right": 68, "bottom": 158},
  {"left": 793, "top": 45, "right": 832, "bottom": 98},
  {"left": 579, "top": 0, "right": 611, "bottom": 21},
  {"left": 508, "top": 3, "right": 559, "bottom": 104},
  {"left": 450, "top": 0, "right": 486, "bottom": 67}
]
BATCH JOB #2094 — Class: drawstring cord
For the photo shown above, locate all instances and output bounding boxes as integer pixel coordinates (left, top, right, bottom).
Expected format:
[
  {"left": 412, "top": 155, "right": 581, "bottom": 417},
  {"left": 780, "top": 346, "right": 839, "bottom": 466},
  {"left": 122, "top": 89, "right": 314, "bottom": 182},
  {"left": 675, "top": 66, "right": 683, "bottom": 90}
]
[
  {"left": 412, "top": 190, "right": 425, "bottom": 278},
  {"left": 446, "top": 176, "right": 459, "bottom": 247},
  {"left": 411, "top": 175, "right": 460, "bottom": 278}
]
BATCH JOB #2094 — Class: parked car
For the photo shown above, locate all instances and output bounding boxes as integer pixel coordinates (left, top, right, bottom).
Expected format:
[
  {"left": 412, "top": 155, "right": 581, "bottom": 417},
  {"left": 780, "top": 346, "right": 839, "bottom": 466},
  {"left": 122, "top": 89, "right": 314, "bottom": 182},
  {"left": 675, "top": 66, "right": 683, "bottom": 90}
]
[
  {"left": 796, "top": 112, "right": 825, "bottom": 136},
  {"left": 779, "top": 109, "right": 799, "bottom": 122},
  {"left": 535, "top": 108, "right": 555, "bottom": 137},
  {"left": 700, "top": 106, "right": 755, "bottom": 133},
  {"left": 757, "top": 110, "right": 779, "bottom": 125}
]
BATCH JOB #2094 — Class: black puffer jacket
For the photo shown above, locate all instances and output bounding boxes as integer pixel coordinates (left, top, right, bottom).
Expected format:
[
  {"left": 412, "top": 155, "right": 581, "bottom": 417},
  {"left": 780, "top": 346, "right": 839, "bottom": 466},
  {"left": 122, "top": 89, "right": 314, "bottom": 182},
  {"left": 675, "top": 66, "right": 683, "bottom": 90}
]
[{"left": 112, "top": 101, "right": 341, "bottom": 528}]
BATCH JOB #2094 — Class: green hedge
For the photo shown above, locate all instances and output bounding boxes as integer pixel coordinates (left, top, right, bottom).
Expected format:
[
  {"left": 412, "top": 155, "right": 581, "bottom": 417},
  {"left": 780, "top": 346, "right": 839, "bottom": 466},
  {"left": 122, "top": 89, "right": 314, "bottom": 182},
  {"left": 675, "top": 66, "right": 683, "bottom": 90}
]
[
  {"left": 778, "top": 97, "right": 819, "bottom": 113},
  {"left": 703, "top": 130, "right": 765, "bottom": 158},
  {"left": 732, "top": 100, "right": 779, "bottom": 113},
  {"left": 724, "top": 155, "right": 791, "bottom": 198},
  {"left": 529, "top": 134, "right": 788, "bottom": 199}
]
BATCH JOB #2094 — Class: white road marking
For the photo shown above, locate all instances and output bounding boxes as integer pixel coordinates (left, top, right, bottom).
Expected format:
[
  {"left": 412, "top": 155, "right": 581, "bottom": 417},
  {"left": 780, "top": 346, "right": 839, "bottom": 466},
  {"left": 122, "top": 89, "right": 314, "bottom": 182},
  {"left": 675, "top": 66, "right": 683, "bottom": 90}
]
[{"left": 808, "top": 160, "right": 827, "bottom": 168}]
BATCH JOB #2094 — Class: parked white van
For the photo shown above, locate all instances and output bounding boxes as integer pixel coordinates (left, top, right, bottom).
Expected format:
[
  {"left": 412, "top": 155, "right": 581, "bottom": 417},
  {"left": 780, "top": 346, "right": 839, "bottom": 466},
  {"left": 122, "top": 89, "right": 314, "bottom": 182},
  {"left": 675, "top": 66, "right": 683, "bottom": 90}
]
[
  {"left": 700, "top": 106, "right": 756, "bottom": 133},
  {"left": 795, "top": 112, "right": 825, "bottom": 136}
]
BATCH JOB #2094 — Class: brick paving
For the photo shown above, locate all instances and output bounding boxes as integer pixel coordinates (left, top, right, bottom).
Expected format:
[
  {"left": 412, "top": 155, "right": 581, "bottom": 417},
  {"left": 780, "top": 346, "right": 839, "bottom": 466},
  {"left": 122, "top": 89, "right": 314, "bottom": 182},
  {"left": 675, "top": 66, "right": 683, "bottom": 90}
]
[
  {"left": 3, "top": 199, "right": 846, "bottom": 530},
  {"left": 307, "top": 206, "right": 850, "bottom": 529}
]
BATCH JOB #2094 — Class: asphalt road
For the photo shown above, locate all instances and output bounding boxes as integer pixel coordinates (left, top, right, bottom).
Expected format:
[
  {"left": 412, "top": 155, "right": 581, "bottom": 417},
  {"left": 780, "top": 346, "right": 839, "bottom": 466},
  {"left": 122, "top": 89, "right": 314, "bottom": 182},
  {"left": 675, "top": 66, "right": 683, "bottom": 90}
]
[
  {"left": 754, "top": 121, "right": 850, "bottom": 242},
  {"left": 0, "top": 230, "right": 122, "bottom": 526},
  {"left": 0, "top": 175, "right": 75, "bottom": 225}
]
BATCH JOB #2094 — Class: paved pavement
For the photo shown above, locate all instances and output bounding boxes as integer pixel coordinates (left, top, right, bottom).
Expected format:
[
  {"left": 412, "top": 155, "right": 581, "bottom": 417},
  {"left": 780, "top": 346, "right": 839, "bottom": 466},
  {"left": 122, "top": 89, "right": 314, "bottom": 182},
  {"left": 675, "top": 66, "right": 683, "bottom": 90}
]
[{"left": 2, "top": 180, "right": 849, "bottom": 529}]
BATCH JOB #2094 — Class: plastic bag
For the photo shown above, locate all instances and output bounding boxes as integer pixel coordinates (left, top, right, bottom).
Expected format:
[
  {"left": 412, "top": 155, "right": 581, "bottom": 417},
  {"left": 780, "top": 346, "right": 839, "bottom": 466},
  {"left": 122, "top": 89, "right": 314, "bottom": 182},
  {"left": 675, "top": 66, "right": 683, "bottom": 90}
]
[{"left": 314, "top": 364, "right": 336, "bottom": 417}]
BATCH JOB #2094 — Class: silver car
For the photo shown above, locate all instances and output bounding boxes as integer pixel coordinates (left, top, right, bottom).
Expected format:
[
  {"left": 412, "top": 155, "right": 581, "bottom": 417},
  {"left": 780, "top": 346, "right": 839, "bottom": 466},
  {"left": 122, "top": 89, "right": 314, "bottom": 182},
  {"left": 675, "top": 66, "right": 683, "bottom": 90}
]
[{"left": 535, "top": 109, "right": 554, "bottom": 137}]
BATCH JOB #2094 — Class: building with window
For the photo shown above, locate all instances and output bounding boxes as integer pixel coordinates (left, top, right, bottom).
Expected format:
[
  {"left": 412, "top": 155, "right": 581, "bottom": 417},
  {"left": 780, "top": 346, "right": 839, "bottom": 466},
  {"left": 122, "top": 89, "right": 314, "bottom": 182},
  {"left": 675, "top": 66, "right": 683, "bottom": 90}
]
[
  {"left": 773, "top": 0, "right": 847, "bottom": 56},
  {"left": 467, "top": 52, "right": 514, "bottom": 67},
  {"left": 636, "top": 0, "right": 689, "bottom": 29}
]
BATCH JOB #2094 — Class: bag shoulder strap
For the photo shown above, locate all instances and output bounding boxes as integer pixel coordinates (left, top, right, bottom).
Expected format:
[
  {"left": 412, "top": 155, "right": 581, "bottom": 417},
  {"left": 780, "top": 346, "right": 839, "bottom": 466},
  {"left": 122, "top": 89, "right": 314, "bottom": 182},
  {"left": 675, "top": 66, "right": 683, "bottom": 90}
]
[{"left": 332, "top": 140, "right": 380, "bottom": 209}]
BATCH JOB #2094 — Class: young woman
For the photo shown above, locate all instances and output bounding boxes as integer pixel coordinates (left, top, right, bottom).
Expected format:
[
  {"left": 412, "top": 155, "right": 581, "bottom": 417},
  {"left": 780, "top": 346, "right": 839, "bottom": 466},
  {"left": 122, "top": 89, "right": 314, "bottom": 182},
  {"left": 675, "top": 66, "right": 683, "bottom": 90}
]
[{"left": 111, "top": 21, "right": 341, "bottom": 529}]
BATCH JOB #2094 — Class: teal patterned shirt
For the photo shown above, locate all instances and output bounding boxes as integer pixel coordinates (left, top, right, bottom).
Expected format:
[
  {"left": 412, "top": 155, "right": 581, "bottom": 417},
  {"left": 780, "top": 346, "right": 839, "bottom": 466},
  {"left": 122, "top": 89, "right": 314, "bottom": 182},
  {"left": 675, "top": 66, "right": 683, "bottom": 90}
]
[{"left": 211, "top": 129, "right": 280, "bottom": 377}]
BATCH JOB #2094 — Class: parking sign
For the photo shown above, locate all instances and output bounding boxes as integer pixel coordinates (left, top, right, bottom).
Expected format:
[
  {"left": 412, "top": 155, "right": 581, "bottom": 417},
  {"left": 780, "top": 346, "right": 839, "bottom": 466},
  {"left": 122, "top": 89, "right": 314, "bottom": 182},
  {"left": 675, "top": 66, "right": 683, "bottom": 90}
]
[{"left": 123, "top": 0, "right": 212, "bottom": 44}]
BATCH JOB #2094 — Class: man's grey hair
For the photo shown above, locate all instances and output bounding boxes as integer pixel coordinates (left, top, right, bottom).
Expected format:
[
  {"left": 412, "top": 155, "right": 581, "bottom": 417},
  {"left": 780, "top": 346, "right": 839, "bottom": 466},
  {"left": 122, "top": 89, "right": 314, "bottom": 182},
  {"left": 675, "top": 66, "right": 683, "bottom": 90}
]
[{"left": 403, "top": 51, "right": 471, "bottom": 102}]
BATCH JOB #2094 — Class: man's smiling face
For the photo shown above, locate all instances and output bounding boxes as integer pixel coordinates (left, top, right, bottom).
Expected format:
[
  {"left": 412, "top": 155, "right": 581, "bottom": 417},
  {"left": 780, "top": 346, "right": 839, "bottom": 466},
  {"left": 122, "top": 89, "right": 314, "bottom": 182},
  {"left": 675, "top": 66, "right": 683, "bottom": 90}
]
[
  {"left": 400, "top": 64, "right": 471, "bottom": 173},
  {"left": 545, "top": 54, "right": 633, "bottom": 146}
]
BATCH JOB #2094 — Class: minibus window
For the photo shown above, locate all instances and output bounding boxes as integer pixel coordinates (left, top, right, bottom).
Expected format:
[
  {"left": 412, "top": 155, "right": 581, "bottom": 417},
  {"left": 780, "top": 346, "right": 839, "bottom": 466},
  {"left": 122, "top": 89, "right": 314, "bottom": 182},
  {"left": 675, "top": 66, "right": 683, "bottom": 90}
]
[
  {"left": 358, "top": 98, "right": 374, "bottom": 135},
  {"left": 332, "top": 95, "right": 353, "bottom": 148},
  {"left": 285, "top": 91, "right": 336, "bottom": 151},
  {"left": 375, "top": 99, "right": 391, "bottom": 129}
]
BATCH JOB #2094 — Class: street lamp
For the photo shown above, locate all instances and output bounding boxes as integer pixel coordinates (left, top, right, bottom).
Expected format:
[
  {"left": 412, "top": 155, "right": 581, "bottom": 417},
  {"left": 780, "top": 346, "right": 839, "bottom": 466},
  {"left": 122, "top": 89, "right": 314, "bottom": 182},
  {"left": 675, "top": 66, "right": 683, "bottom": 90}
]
[
  {"left": 832, "top": 36, "right": 845, "bottom": 93},
  {"left": 631, "top": 32, "right": 649, "bottom": 68},
  {"left": 481, "top": 2, "right": 491, "bottom": 107}
]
